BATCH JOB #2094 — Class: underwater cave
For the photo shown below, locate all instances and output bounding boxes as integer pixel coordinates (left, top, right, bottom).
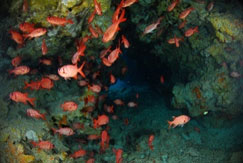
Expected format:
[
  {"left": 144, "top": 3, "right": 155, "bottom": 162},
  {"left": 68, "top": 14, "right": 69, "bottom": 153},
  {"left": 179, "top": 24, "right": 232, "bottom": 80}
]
[{"left": 0, "top": 0, "right": 243, "bottom": 162}]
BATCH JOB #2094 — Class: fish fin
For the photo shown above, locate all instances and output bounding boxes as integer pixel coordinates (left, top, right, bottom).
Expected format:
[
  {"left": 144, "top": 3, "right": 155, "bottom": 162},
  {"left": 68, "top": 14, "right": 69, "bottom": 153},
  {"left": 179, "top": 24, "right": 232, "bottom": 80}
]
[
  {"left": 78, "top": 61, "right": 86, "bottom": 78},
  {"left": 28, "top": 97, "right": 35, "bottom": 106},
  {"left": 168, "top": 120, "right": 172, "bottom": 129}
]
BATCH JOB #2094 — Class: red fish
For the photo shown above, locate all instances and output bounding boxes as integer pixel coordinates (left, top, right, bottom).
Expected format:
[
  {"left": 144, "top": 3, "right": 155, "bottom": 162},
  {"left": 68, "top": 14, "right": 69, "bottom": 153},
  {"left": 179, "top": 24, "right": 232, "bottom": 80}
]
[
  {"left": 179, "top": 7, "right": 195, "bottom": 19},
  {"left": 114, "top": 149, "right": 123, "bottom": 163},
  {"left": 23, "top": 0, "right": 28, "bottom": 12},
  {"left": 148, "top": 134, "right": 154, "bottom": 150},
  {"left": 9, "top": 30, "right": 24, "bottom": 45},
  {"left": 127, "top": 101, "right": 138, "bottom": 107},
  {"left": 108, "top": 45, "right": 122, "bottom": 64},
  {"left": 168, "top": 36, "right": 184, "bottom": 47},
  {"left": 178, "top": 20, "right": 187, "bottom": 29},
  {"left": 24, "top": 80, "right": 41, "bottom": 90},
  {"left": 160, "top": 75, "right": 164, "bottom": 84},
  {"left": 100, "top": 130, "right": 109, "bottom": 151},
  {"left": 61, "top": 101, "right": 78, "bottom": 112},
  {"left": 168, "top": 115, "right": 190, "bottom": 129},
  {"left": 121, "top": 35, "right": 129, "bottom": 48},
  {"left": 24, "top": 28, "right": 47, "bottom": 39},
  {"left": 40, "top": 77, "right": 54, "bottom": 90},
  {"left": 112, "top": 0, "right": 124, "bottom": 23},
  {"left": 167, "top": 0, "right": 180, "bottom": 12},
  {"left": 19, "top": 22, "right": 35, "bottom": 33},
  {"left": 88, "top": 84, "right": 101, "bottom": 93},
  {"left": 70, "top": 149, "right": 86, "bottom": 158},
  {"left": 72, "top": 42, "right": 86, "bottom": 64},
  {"left": 52, "top": 127, "right": 74, "bottom": 136},
  {"left": 104, "top": 104, "right": 114, "bottom": 113},
  {"left": 122, "top": 0, "right": 138, "bottom": 8},
  {"left": 142, "top": 16, "right": 164, "bottom": 35},
  {"left": 11, "top": 56, "right": 22, "bottom": 67},
  {"left": 58, "top": 62, "right": 86, "bottom": 80},
  {"left": 113, "top": 99, "right": 124, "bottom": 106},
  {"left": 89, "top": 25, "right": 99, "bottom": 38},
  {"left": 42, "top": 39, "right": 48, "bottom": 55},
  {"left": 39, "top": 59, "right": 52, "bottom": 65},
  {"left": 87, "top": 134, "right": 100, "bottom": 140},
  {"left": 47, "top": 16, "right": 73, "bottom": 26},
  {"left": 45, "top": 74, "right": 59, "bottom": 81},
  {"left": 31, "top": 141, "right": 54, "bottom": 150},
  {"left": 86, "top": 158, "right": 95, "bottom": 163},
  {"left": 93, "top": 0, "right": 102, "bottom": 15},
  {"left": 110, "top": 74, "right": 116, "bottom": 84},
  {"left": 88, "top": 10, "right": 96, "bottom": 24},
  {"left": 93, "top": 114, "right": 109, "bottom": 128},
  {"left": 27, "top": 108, "right": 46, "bottom": 120},
  {"left": 10, "top": 91, "right": 35, "bottom": 106},
  {"left": 9, "top": 65, "right": 30, "bottom": 75},
  {"left": 185, "top": 26, "right": 199, "bottom": 37},
  {"left": 207, "top": 2, "right": 214, "bottom": 11},
  {"left": 78, "top": 80, "right": 88, "bottom": 87},
  {"left": 102, "top": 58, "right": 112, "bottom": 67},
  {"left": 102, "top": 10, "right": 126, "bottom": 43}
]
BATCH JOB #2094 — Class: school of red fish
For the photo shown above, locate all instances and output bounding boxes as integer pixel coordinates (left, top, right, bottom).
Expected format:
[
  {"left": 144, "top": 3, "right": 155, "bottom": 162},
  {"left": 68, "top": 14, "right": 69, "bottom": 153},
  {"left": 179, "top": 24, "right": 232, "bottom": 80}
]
[{"left": 6, "top": 0, "right": 214, "bottom": 162}]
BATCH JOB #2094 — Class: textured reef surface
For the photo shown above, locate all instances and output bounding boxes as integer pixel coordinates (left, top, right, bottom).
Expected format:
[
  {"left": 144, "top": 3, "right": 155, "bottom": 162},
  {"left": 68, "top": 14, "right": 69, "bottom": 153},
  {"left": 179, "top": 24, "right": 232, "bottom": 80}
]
[{"left": 0, "top": 0, "right": 243, "bottom": 162}]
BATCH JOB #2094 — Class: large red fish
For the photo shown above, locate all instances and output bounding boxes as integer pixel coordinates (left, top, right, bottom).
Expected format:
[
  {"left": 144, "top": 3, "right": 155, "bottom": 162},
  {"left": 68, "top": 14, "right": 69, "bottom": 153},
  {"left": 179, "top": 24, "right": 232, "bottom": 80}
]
[
  {"left": 102, "top": 10, "right": 126, "bottom": 43},
  {"left": 9, "top": 30, "right": 24, "bottom": 45},
  {"left": 168, "top": 115, "right": 190, "bottom": 128},
  {"left": 9, "top": 65, "right": 30, "bottom": 75},
  {"left": 93, "top": 115, "right": 109, "bottom": 128},
  {"left": 47, "top": 16, "right": 73, "bottom": 26},
  {"left": 93, "top": 0, "right": 102, "bottom": 15},
  {"left": 19, "top": 22, "right": 35, "bottom": 33},
  {"left": 58, "top": 62, "right": 86, "bottom": 80}
]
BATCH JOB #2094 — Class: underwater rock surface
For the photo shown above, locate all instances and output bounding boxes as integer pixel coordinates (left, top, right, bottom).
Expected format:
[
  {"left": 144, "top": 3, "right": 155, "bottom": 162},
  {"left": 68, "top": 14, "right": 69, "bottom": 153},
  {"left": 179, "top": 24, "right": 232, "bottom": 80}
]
[{"left": 0, "top": 0, "right": 242, "bottom": 162}]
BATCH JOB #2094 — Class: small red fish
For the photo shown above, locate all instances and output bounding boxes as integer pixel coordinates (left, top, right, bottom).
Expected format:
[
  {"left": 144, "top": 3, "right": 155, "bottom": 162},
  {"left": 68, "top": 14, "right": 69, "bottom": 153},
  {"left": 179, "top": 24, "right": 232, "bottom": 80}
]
[
  {"left": 88, "top": 84, "right": 101, "bottom": 93},
  {"left": 121, "top": 35, "right": 130, "bottom": 48},
  {"left": 160, "top": 75, "right": 164, "bottom": 84},
  {"left": 100, "top": 130, "right": 109, "bottom": 151},
  {"left": 61, "top": 101, "right": 78, "bottom": 112},
  {"left": 58, "top": 62, "right": 86, "bottom": 80},
  {"left": 104, "top": 104, "right": 114, "bottom": 113},
  {"left": 93, "top": 114, "right": 109, "bottom": 128},
  {"left": 42, "top": 39, "right": 48, "bottom": 55},
  {"left": 70, "top": 149, "right": 86, "bottom": 158},
  {"left": 86, "top": 158, "right": 95, "bottom": 163},
  {"left": 47, "top": 16, "right": 73, "bottom": 26},
  {"left": 27, "top": 108, "right": 46, "bottom": 120},
  {"left": 179, "top": 7, "right": 195, "bottom": 19},
  {"left": 23, "top": 0, "right": 28, "bottom": 12},
  {"left": 45, "top": 74, "right": 60, "bottom": 81},
  {"left": 39, "top": 59, "right": 52, "bottom": 66},
  {"left": 207, "top": 2, "right": 214, "bottom": 11},
  {"left": 40, "top": 77, "right": 54, "bottom": 90},
  {"left": 31, "top": 140, "right": 54, "bottom": 150},
  {"left": 10, "top": 91, "right": 35, "bottom": 106},
  {"left": 148, "top": 134, "right": 154, "bottom": 150},
  {"left": 168, "top": 115, "right": 190, "bottom": 129},
  {"left": 102, "top": 10, "right": 126, "bottom": 43},
  {"left": 88, "top": 10, "right": 96, "bottom": 24},
  {"left": 178, "top": 20, "right": 187, "bottom": 29},
  {"left": 113, "top": 99, "right": 124, "bottom": 106},
  {"left": 127, "top": 101, "right": 138, "bottom": 107},
  {"left": 122, "top": 0, "right": 138, "bottom": 8},
  {"left": 9, "top": 30, "right": 24, "bottom": 45},
  {"left": 108, "top": 45, "right": 122, "bottom": 64},
  {"left": 24, "top": 80, "right": 41, "bottom": 90},
  {"left": 167, "top": 0, "right": 180, "bottom": 12},
  {"left": 114, "top": 149, "right": 123, "bottom": 163},
  {"left": 89, "top": 25, "right": 99, "bottom": 38},
  {"left": 19, "top": 22, "right": 35, "bottom": 33},
  {"left": 87, "top": 134, "right": 100, "bottom": 140},
  {"left": 168, "top": 36, "right": 184, "bottom": 47},
  {"left": 9, "top": 65, "right": 30, "bottom": 75},
  {"left": 185, "top": 26, "right": 199, "bottom": 37},
  {"left": 11, "top": 56, "right": 22, "bottom": 67},
  {"left": 110, "top": 74, "right": 116, "bottom": 84},
  {"left": 24, "top": 28, "right": 47, "bottom": 39},
  {"left": 102, "top": 58, "right": 112, "bottom": 67},
  {"left": 52, "top": 127, "right": 74, "bottom": 136},
  {"left": 143, "top": 16, "right": 164, "bottom": 35},
  {"left": 93, "top": 0, "right": 102, "bottom": 15}
]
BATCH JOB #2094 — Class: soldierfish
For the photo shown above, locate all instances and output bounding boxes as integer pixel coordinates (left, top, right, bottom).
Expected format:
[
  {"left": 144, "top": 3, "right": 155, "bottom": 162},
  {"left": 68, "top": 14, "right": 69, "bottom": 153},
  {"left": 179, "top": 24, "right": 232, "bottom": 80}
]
[
  {"left": 102, "top": 10, "right": 126, "bottom": 43},
  {"left": 114, "top": 149, "right": 123, "bottom": 163},
  {"left": 47, "top": 16, "right": 74, "bottom": 26},
  {"left": 168, "top": 115, "right": 190, "bottom": 128},
  {"left": 100, "top": 130, "right": 109, "bottom": 151},
  {"left": 42, "top": 39, "right": 48, "bottom": 55},
  {"left": 31, "top": 141, "right": 54, "bottom": 150},
  {"left": 19, "top": 22, "right": 35, "bottom": 33},
  {"left": 93, "top": 0, "right": 102, "bottom": 15},
  {"left": 167, "top": 0, "right": 180, "bottom": 12},
  {"left": 10, "top": 91, "right": 35, "bottom": 106},
  {"left": 121, "top": 35, "right": 129, "bottom": 48},
  {"left": 23, "top": 28, "right": 47, "bottom": 39},
  {"left": 52, "top": 127, "right": 74, "bottom": 136},
  {"left": 9, "top": 65, "right": 30, "bottom": 75},
  {"left": 122, "top": 0, "right": 138, "bottom": 8},
  {"left": 148, "top": 134, "right": 154, "bottom": 150},
  {"left": 70, "top": 149, "right": 86, "bottom": 158},
  {"left": 27, "top": 108, "right": 46, "bottom": 120},
  {"left": 179, "top": 7, "right": 195, "bottom": 19},
  {"left": 185, "top": 26, "right": 199, "bottom": 37},
  {"left": 11, "top": 56, "right": 22, "bottom": 67},
  {"left": 142, "top": 16, "right": 164, "bottom": 35},
  {"left": 61, "top": 101, "right": 78, "bottom": 112},
  {"left": 58, "top": 62, "right": 86, "bottom": 80},
  {"left": 9, "top": 30, "right": 24, "bottom": 45},
  {"left": 40, "top": 77, "right": 54, "bottom": 90},
  {"left": 24, "top": 80, "right": 41, "bottom": 90},
  {"left": 93, "top": 115, "right": 109, "bottom": 128}
]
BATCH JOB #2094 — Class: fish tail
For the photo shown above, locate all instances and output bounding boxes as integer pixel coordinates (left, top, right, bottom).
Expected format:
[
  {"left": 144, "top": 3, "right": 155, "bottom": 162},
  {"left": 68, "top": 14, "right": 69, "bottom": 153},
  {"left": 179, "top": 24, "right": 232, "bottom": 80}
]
[
  {"left": 78, "top": 61, "right": 86, "bottom": 78},
  {"left": 68, "top": 19, "right": 74, "bottom": 24},
  {"left": 23, "top": 81, "right": 29, "bottom": 89},
  {"left": 168, "top": 121, "right": 172, "bottom": 129},
  {"left": 118, "top": 10, "right": 127, "bottom": 23},
  {"left": 28, "top": 97, "right": 36, "bottom": 106},
  {"left": 30, "top": 141, "right": 37, "bottom": 147}
]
